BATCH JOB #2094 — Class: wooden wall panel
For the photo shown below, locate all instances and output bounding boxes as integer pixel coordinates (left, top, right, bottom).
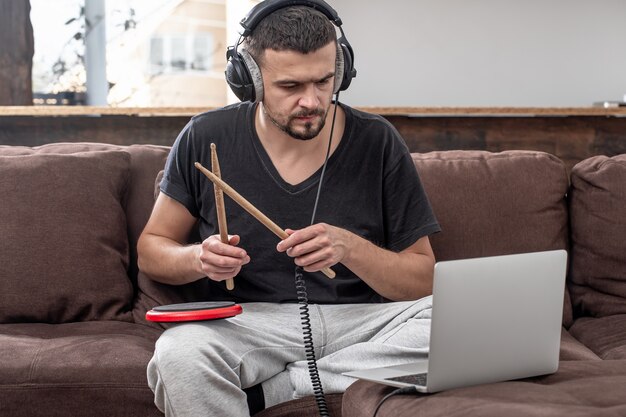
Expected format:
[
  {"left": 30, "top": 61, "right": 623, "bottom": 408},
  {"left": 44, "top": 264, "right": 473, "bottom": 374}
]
[
  {"left": 0, "top": 116, "right": 185, "bottom": 147},
  {"left": 2, "top": 107, "right": 626, "bottom": 172},
  {"left": 388, "top": 116, "right": 626, "bottom": 172}
]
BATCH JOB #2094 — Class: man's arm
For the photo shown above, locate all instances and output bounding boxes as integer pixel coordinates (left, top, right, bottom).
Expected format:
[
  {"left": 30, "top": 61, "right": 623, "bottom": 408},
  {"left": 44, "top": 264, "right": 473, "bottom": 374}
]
[
  {"left": 276, "top": 224, "right": 435, "bottom": 301},
  {"left": 137, "top": 193, "right": 250, "bottom": 285}
]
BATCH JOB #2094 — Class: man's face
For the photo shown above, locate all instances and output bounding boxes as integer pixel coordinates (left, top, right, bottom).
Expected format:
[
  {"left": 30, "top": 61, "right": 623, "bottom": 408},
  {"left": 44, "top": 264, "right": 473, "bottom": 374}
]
[{"left": 259, "top": 41, "right": 337, "bottom": 140}]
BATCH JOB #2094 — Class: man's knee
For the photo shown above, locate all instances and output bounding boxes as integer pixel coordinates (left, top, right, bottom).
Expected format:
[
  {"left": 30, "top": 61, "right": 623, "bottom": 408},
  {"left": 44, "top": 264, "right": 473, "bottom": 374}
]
[{"left": 154, "top": 325, "right": 217, "bottom": 369}]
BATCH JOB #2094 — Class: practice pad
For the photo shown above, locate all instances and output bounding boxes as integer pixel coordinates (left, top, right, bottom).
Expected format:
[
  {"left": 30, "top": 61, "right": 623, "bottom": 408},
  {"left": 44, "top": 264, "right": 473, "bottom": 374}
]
[{"left": 145, "top": 301, "right": 243, "bottom": 322}]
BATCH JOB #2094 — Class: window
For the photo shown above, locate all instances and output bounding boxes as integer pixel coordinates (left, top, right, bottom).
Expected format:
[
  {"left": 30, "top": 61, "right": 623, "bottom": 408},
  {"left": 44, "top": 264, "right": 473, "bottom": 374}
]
[
  {"left": 149, "top": 37, "right": 164, "bottom": 74},
  {"left": 192, "top": 36, "right": 211, "bottom": 71},
  {"left": 149, "top": 33, "right": 214, "bottom": 75}
]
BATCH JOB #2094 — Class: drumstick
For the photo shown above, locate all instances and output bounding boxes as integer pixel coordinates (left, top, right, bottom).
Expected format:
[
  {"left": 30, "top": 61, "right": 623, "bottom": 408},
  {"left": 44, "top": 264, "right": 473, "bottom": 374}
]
[
  {"left": 194, "top": 162, "right": 336, "bottom": 279},
  {"left": 211, "top": 144, "right": 235, "bottom": 290}
]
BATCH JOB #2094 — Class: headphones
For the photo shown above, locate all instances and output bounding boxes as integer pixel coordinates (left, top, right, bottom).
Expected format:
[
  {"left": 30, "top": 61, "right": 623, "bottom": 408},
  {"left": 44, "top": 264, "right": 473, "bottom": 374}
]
[{"left": 225, "top": 0, "right": 356, "bottom": 102}]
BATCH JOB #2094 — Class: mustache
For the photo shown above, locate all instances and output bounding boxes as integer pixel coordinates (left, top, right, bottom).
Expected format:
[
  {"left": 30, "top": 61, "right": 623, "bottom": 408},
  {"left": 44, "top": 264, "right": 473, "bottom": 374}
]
[{"left": 291, "top": 108, "right": 325, "bottom": 118}]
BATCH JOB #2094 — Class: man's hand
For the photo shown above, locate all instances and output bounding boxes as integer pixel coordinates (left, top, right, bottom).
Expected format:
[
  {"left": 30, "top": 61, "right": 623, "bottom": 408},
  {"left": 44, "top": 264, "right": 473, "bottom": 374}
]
[
  {"left": 197, "top": 234, "right": 250, "bottom": 282},
  {"left": 276, "top": 222, "right": 436, "bottom": 301},
  {"left": 276, "top": 223, "right": 352, "bottom": 273}
]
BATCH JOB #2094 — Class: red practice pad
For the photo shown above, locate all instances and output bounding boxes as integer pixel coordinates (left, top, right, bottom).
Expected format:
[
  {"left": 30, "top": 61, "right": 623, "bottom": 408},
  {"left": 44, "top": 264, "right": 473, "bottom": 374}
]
[{"left": 145, "top": 301, "right": 243, "bottom": 323}]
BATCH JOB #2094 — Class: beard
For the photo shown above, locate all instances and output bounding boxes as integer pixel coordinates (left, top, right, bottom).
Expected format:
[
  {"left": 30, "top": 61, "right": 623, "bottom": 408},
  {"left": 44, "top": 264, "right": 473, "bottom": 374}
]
[{"left": 264, "top": 105, "right": 328, "bottom": 141}]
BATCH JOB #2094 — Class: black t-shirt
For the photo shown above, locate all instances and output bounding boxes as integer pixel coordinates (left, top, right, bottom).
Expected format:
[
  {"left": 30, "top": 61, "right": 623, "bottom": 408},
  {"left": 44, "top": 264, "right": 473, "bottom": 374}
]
[{"left": 160, "top": 101, "right": 440, "bottom": 304}]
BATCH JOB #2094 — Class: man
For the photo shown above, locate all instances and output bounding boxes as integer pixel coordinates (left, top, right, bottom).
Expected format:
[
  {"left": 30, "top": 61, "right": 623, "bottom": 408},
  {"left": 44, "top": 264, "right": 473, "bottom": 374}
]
[{"left": 138, "top": 2, "right": 440, "bottom": 416}]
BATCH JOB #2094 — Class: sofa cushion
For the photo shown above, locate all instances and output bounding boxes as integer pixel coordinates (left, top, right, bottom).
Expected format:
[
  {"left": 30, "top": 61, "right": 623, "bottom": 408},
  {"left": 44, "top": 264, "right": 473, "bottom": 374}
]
[
  {"left": 413, "top": 151, "right": 569, "bottom": 261},
  {"left": 133, "top": 169, "right": 209, "bottom": 328},
  {"left": 569, "top": 314, "right": 626, "bottom": 359},
  {"left": 0, "top": 150, "right": 132, "bottom": 323},
  {"left": 413, "top": 151, "right": 572, "bottom": 325},
  {"left": 569, "top": 154, "right": 626, "bottom": 318},
  {"left": 0, "top": 142, "right": 171, "bottom": 287},
  {"left": 122, "top": 145, "right": 171, "bottom": 285},
  {"left": 0, "top": 321, "right": 162, "bottom": 417},
  {"left": 559, "top": 328, "right": 601, "bottom": 361}
]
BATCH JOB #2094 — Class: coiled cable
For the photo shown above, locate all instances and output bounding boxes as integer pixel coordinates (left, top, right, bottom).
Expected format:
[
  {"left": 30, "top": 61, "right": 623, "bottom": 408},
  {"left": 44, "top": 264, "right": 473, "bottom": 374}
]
[
  {"left": 295, "top": 265, "right": 330, "bottom": 416},
  {"left": 294, "top": 93, "right": 341, "bottom": 417}
]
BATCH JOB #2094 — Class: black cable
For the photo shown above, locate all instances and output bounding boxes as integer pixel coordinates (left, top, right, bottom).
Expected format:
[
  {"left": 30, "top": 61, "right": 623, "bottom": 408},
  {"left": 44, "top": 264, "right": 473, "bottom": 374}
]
[
  {"left": 295, "top": 93, "right": 341, "bottom": 417},
  {"left": 309, "top": 93, "right": 340, "bottom": 225},
  {"left": 295, "top": 266, "right": 330, "bottom": 416},
  {"left": 371, "top": 386, "right": 418, "bottom": 417}
]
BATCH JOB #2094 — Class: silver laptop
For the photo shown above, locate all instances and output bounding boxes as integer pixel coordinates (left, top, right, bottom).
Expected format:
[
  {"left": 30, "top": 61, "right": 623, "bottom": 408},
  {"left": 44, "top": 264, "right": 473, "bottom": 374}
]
[{"left": 343, "top": 249, "right": 568, "bottom": 393}]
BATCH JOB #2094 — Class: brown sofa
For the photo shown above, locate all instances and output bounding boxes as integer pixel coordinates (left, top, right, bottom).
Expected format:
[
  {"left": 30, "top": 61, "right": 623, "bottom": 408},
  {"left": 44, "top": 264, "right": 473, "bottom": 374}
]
[{"left": 1, "top": 142, "right": 624, "bottom": 417}]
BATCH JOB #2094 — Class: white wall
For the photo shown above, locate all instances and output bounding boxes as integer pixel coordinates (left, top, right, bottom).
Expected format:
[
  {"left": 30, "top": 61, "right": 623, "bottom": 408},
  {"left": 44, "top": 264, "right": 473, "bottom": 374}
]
[{"left": 332, "top": 0, "right": 626, "bottom": 107}]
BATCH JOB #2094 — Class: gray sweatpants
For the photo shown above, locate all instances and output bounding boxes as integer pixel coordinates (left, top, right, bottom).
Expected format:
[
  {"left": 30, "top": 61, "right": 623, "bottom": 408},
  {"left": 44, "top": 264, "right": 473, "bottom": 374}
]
[{"left": 147, "top": 297, "right": 432, "bottom": 417}]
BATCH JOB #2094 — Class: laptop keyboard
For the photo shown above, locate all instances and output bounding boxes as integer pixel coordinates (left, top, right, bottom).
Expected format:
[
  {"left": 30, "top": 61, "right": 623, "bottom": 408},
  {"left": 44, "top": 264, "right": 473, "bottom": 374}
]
[{"left": 385, "top": 372, "right": 428, "bottom": 386}]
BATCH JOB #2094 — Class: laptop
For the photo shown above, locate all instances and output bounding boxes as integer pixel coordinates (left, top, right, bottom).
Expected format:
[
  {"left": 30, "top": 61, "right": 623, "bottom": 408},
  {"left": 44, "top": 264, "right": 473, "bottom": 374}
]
[{"left": 343, "top": 249, "right": 568, "bottom": 393}]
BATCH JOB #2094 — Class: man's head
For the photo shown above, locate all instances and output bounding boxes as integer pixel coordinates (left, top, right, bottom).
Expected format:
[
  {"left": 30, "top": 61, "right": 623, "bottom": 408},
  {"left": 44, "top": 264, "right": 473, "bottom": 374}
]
[
  {"left": 225, "top": 0, "right": 355, "bottom": 103},
  {"left": 224, "top": 1, "right": 356, "bottom": 140},
  {"left": 245, "top": 6, "right": 338, "bottom": 140}
]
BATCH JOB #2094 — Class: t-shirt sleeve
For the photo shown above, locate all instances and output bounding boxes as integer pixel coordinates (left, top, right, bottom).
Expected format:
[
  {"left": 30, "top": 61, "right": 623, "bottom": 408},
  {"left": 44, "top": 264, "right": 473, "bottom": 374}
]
[
  {"left": 383, "top": 140, "right": 441, "bottom": 252},
  {"left": 159, "top": 119, "right": 201, "bottom": 218}
]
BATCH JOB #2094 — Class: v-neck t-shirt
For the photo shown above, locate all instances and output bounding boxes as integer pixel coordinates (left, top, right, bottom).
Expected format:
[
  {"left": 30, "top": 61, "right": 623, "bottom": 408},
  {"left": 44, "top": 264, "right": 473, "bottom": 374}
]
[{"left": 160, "top": 101, "right": 440, "bottom": 304}]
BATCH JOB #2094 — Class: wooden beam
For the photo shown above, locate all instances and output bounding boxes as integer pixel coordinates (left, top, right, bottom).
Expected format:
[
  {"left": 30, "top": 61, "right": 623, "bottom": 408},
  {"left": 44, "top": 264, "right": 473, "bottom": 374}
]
[
  {"left": 0, "top": 0, "right": 34, "bottom": 105},
  {"left": 2, "top": 106, "right": 626, "bottom": 173}
]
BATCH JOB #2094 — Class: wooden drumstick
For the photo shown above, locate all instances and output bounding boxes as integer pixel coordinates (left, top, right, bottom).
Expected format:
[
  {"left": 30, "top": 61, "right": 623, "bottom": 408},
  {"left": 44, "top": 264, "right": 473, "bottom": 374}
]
[
  {"left": 211, "top": 144, "right": 235, "bottom": 290},
  {"left": 194, "top": 161, "right": 336, "bottom": 279}
]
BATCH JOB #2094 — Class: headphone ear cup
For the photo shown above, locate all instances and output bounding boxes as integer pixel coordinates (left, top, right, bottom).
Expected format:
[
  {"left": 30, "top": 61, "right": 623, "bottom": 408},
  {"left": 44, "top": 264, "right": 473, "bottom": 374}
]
[
  {"left": 239, "top": 48, "right": 264, "bottom": 102},
  {"left": 225, "top": 50, "right": 256, "bottom": 102},
  {"left": 333, "top": 42, "right": 344, "bottom": 94},
  {"left": 337, "top": 40, "right": 355, "bottom": 92}
]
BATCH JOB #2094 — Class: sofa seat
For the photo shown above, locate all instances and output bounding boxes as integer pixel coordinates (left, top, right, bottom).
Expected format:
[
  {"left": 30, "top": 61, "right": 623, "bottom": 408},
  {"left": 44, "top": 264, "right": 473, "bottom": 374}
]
[
  {"left": 569, "top": 314, "right": 626, "bottom": 360},
  {"left": 343, "top": 359, "right": 626, "bottom": 417},
  {"left": 0, "top": 321, "right": 162, "bottom": 417},
  {"left": 558, "top": 328, "right": 601, "bottom": 361},
  {"left": 254, "top": 393, "right": 343, "bottom": 417}
]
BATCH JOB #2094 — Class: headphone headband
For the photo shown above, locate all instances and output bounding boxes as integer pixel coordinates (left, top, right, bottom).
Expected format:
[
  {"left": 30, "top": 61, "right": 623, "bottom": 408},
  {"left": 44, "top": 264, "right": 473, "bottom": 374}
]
[{"left": 240, "top": 0, "right": 342, "bottom": 36}]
